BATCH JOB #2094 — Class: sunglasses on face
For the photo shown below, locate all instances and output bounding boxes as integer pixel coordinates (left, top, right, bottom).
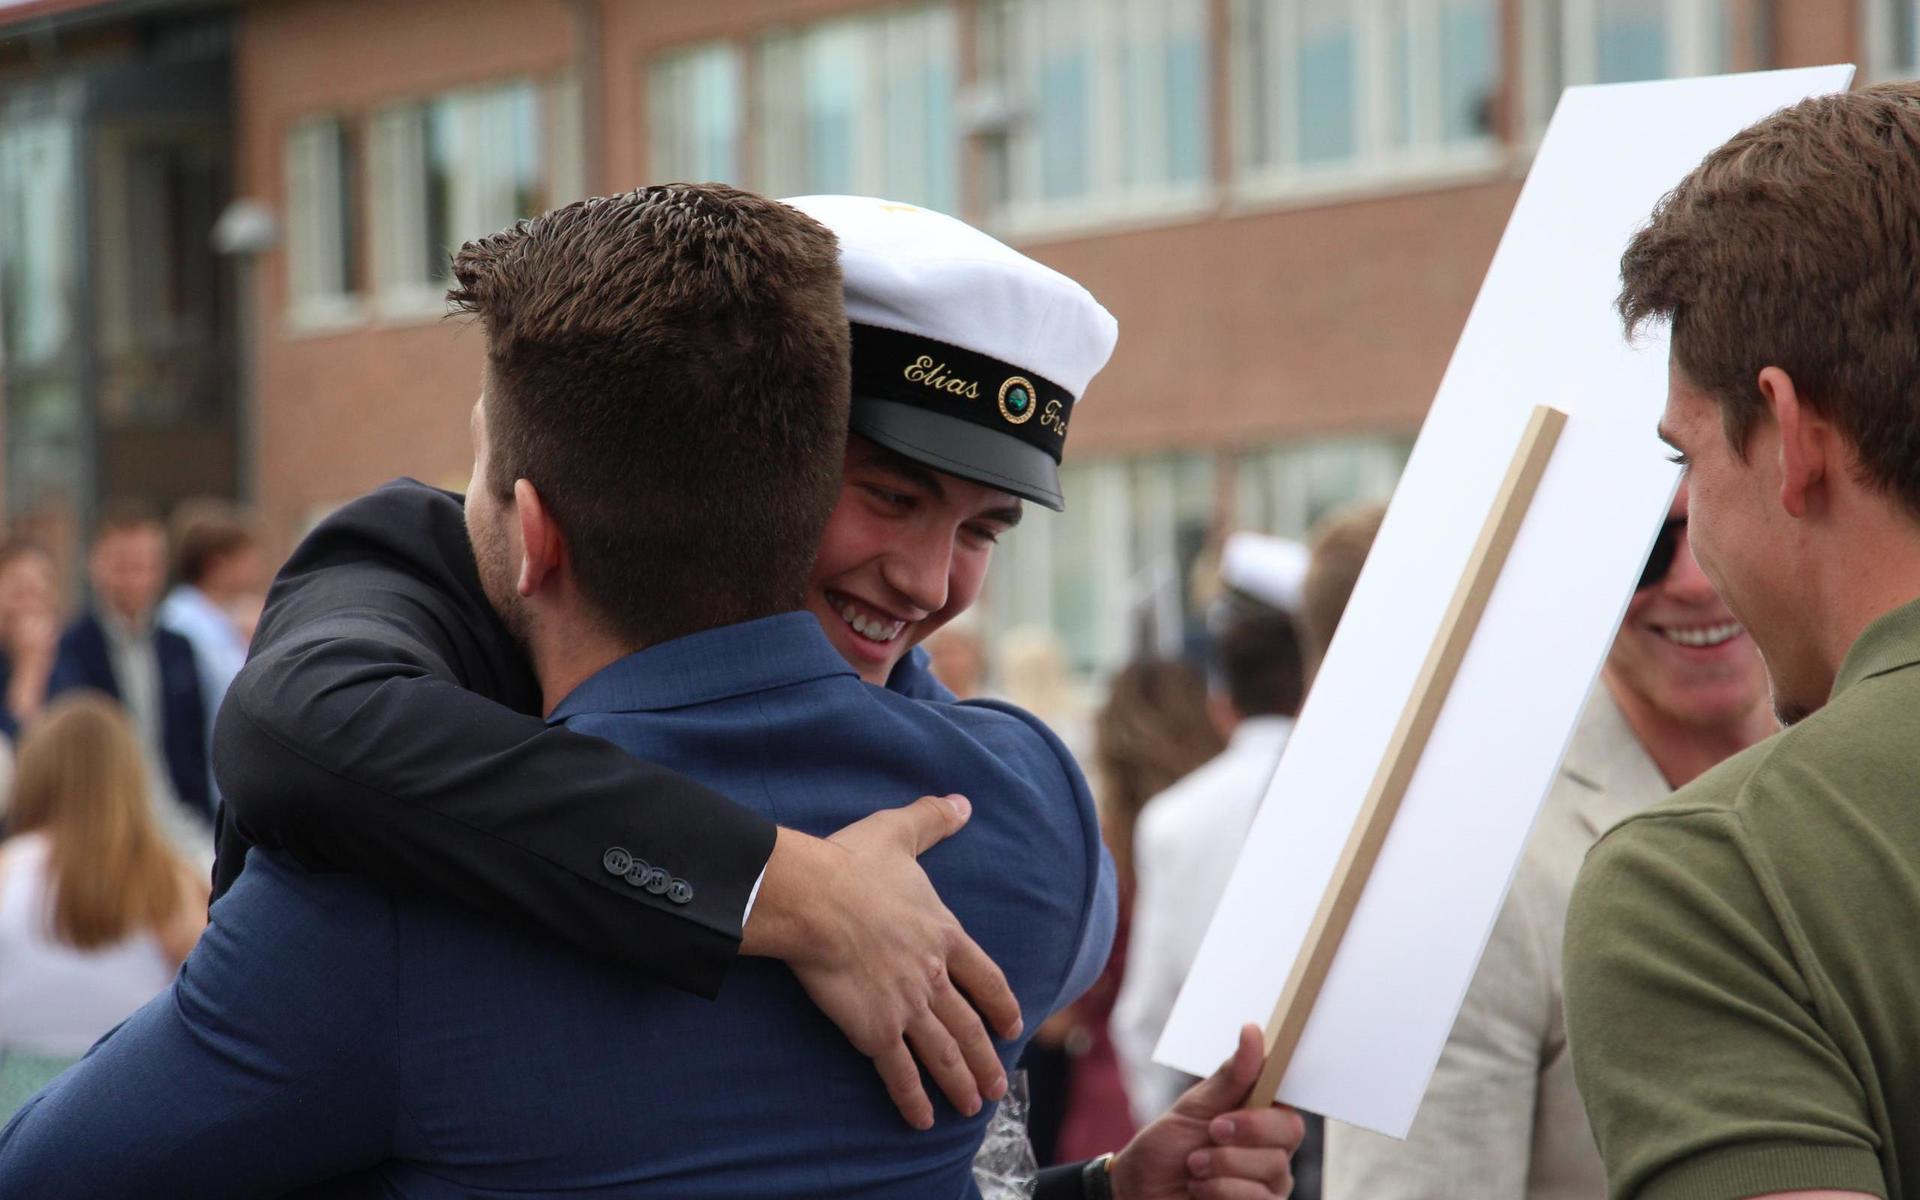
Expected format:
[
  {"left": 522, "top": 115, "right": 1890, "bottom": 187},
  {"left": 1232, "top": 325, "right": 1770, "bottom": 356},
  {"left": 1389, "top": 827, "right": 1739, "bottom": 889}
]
[{"left": 1637, "top": 517, "right": 1687, "bottom": 591}]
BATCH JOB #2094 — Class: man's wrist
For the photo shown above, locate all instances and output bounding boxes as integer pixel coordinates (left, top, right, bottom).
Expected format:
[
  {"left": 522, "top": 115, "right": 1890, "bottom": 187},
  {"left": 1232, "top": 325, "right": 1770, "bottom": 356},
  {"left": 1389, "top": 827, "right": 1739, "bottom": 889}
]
[{"left": 738, "top": 827, "right": 831, "bottom": 960}]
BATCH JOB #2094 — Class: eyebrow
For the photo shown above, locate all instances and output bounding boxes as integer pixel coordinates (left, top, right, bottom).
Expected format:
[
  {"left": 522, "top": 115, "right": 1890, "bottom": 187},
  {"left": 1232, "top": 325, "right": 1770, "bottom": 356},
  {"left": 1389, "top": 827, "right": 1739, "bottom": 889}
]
[{"left": 984, "top": 502, "right": 1025, "bottom": 529}]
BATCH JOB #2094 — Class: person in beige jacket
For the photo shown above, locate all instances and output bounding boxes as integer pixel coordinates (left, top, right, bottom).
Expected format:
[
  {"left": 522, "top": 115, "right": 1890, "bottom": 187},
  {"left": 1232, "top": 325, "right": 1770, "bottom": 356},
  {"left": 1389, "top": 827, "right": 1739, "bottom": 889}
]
[{"left": 1323, "top": 486, "right": 1775, "bottom": 1200}]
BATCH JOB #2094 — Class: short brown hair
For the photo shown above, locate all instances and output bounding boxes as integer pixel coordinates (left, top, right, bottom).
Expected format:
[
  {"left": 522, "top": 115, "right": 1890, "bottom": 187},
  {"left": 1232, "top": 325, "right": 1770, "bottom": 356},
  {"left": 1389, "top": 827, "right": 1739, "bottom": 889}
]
[
  {"left": 0, "top": 537, "right": 50, "bottom": 575},
  {"left": 1215, "top": 603, "right": 1304, "bottom": 718},
  {"left": 169, "top": 499, "right": 255, "bottom": 587},
  {"left": 449, "top": 185, "right": 850, "bottom": 646},
  {"left": 1300, "top": 501, "right": 1385, "bottom": 678},
  {"left": 1619, "top": 83, "right": 1920, "bottom": 514},
  {"left": 92, "top": 497, "right": 160, "bottom": 544}
]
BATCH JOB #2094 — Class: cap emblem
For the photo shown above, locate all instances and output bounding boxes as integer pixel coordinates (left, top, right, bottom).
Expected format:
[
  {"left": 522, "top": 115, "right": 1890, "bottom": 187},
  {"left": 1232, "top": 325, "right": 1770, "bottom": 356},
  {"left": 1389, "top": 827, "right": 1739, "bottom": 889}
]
[{"left": 998, "top": 377, "right": 1037, "bottom": 426}]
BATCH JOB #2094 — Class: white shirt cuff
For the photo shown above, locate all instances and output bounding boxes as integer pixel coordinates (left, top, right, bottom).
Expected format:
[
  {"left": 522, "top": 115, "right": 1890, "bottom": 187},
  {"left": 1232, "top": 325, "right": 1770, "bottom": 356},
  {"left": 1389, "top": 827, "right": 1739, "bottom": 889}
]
[{"left": 740, "top": 863, "right": 769, "bottom": 932}]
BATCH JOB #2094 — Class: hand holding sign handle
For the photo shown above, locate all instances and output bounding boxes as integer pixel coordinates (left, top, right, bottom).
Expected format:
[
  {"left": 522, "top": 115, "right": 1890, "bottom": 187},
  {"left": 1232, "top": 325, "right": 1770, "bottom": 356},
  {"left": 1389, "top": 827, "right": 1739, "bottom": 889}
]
[{"left": 1255, "top": 404, "right": 1569, "bottom": 1102}]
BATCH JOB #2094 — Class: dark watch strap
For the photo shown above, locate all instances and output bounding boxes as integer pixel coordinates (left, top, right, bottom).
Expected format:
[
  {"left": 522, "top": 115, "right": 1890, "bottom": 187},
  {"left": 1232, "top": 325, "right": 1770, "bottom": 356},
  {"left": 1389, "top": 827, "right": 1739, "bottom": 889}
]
[{"left": 1081, "top": 1152, "right": 1116, "bottom": 1200}]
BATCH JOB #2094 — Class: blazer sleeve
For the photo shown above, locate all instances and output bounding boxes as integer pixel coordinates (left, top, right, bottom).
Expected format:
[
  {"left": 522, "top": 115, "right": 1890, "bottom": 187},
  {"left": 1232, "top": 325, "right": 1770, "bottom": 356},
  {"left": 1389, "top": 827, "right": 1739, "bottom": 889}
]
[
  {"left": 212, "top": 478, "right": 776, "bottom": 998},
  {"left": 158, "top": 630, "right": 212, "bottom": 820},
  {"left": 45, "top": 623, "right": 98, "bottom": 700}
]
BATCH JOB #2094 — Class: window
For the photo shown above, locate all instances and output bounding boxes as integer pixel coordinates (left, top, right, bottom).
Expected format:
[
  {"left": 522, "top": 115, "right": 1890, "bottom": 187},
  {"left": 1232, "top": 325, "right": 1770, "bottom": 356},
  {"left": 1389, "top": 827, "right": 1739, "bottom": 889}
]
[
  {"left": 1234, "top": 0, "right": 1500, "bottom": 194},
  {"left": 0, "top": 118, "right": 76, "bottom": 369},
  {"left": 1525, "top": 0, "right": 1736, "bottom": 133},
  {"left": 1866, "top": 0, "right": 1920, "bottom": 80},
  {"left": 756, "top": 5, "right": 958, "bottom": 213},
  {"left": 0, "top": 117, "right": 84, "bottom": 523},
  {"left": 978, "top": 0, "right": 1210, "bottom": 230},
  {"left": 649, "top": 42, "right": 743, "bottom": 185},
  {"left": 983, "top": 452, "right": 1217, "bottom": 674},
  {"left": 1232, "top": 435, "right": 1410, "bottom": 537},
  {"left": 369, "top": 79, "right": 549, "bottom": 314},
  {"left": 284, "top": 116, "right": 361, "bottom": 323},
  {"left": 981, "top": 436, "right": 1412, "bottom": 675}
]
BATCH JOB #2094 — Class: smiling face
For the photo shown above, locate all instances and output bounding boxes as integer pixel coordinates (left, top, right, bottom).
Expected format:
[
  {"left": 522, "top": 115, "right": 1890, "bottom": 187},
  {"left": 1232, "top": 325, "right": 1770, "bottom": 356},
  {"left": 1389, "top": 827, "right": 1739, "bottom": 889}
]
[
  {"left": 1657, "top": 359, "right": 1827, "bottom": 722},
  {"left": 89, "top": 522, "right": 166, "bottom": 628},
  {"left": 1603, "top": 477, "right": 1769, "bottom": 736},
  {"left": 806, "top": 436, "right": 1024, "bottom": 684}
]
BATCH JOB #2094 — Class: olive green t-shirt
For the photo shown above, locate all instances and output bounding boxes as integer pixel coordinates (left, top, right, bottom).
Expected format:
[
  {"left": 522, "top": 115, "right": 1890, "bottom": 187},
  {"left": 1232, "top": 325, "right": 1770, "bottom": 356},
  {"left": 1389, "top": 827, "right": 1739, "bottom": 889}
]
[{"left": 1565, "top": 596, "right": 1920, "bottom": 1200}]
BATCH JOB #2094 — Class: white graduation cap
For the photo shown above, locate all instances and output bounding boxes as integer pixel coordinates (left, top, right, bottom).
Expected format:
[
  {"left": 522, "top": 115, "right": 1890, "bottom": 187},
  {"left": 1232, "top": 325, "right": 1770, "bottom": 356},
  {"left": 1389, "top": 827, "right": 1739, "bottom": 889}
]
[
  {"left": 782, "top": 195, "right": 1118, "bottom": 510},
  {"left": 1221, "top": 531, "right": 1310, "bottom": 613}
]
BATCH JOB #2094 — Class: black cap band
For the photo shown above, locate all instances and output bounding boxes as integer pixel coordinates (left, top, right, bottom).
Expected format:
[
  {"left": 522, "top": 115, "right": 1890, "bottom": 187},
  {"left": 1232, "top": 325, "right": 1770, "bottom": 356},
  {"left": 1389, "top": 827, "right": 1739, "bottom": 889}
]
[{"left": 849, "top": 323, "right": 1074, "bottom": 463}]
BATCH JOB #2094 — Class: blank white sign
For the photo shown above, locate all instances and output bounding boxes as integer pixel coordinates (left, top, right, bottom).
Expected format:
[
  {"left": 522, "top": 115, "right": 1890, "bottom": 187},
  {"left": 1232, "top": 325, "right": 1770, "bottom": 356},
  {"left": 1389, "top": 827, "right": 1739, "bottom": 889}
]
[{"left": 1153, "top": 65, "right": 1855, "bottom": 1139}]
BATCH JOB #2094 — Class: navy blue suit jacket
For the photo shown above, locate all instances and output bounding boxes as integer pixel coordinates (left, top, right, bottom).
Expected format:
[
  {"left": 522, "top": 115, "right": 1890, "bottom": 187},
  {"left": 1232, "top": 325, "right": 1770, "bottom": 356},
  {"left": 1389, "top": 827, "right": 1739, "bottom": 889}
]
[
  {"left": 48, "top": 612, "right": 210, "bottom": 821},
  {"left": 0, "top": 614, "right": 1115, "bottom": 1198}
]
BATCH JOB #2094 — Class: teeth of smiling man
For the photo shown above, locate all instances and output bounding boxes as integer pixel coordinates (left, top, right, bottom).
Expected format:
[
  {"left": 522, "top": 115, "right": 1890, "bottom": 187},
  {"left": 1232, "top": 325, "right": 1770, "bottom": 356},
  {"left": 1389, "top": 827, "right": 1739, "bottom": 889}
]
[
  {"left": 838, "top": 602, "right": 905, "bottom": 644},
  {"left": 1661, "top": 621, "right": 1744, "bottom": 648}
]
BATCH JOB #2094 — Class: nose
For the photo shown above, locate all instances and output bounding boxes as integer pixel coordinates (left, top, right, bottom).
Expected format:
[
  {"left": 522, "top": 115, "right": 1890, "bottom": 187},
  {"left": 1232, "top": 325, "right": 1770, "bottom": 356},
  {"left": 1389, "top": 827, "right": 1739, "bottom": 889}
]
[{"left": 878, "top": 526, "right": 953, "bottom": 617}]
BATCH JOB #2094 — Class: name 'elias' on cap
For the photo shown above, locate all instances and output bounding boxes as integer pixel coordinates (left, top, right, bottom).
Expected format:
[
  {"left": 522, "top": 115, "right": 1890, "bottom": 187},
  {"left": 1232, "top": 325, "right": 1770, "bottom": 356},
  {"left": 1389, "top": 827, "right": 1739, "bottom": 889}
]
[{"left": 781, "top": 195, "right": 1119, "bottom": 511}]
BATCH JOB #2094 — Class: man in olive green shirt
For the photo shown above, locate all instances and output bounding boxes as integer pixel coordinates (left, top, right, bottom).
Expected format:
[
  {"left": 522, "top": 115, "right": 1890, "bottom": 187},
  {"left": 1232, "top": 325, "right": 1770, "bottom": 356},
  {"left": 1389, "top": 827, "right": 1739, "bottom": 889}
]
[{"left": 1563, "top": 84, "right": 1920, "bottom": 1200}]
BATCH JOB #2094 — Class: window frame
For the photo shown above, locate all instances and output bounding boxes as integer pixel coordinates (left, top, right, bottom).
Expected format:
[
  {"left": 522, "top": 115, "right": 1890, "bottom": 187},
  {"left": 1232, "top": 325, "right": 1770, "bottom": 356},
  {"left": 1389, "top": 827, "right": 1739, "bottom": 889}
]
[
  {"left": 1522, "top": 0, "right": 1733, "bottom": 138},
  {"left": 979, "top": 0, "right": 1215, "bottom": 239},
  {"left": 1228, "top": 0, "right": 1507, "bottom": 210},
  {"left": 648, "top": 41, "right": 744, "bottom": 186},
  {"left": 365, "top": 76, "right": 555, "bottom": 324},
  {"left": 1862, "top": 0, "right": 1920, "bottom": 81},
  {"left": 752, "top": 3, "right": 960, "bottom": 213},
  {"left": 283, "top": 114, "right": 366, "bottom": 332}
]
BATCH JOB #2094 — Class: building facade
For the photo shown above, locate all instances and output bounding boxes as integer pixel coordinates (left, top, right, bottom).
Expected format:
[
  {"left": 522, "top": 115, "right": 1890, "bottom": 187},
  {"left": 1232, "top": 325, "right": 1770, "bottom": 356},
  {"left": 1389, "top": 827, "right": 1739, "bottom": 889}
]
[{"left": 1, "top": 0, "right": 1908, "bottom": 669}]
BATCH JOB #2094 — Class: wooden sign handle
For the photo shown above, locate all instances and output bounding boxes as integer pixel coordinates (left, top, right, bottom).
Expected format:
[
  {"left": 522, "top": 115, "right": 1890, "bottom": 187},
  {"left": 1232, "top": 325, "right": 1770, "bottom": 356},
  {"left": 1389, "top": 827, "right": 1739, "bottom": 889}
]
[{"left": 1253, "top": 403, "right": 1568, "bottom": 1104}]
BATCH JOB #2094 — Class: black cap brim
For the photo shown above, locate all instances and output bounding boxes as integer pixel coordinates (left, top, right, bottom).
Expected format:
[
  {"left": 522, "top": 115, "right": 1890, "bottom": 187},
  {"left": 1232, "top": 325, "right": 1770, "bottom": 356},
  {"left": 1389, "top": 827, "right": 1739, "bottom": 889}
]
[{"left": 849, "top": 396, "right": 1065, "bottom": 511}]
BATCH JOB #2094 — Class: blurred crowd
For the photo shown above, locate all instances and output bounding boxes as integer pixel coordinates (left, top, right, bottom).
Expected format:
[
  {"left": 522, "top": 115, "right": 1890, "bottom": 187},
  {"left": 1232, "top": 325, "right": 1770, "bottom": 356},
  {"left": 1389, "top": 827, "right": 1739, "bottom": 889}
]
[
  {"left": 0, "top": 502, "right": 263, "bottom": 1102},
  {"left": 0, "top": 484, "right": 1367, "bottom": 1169},
  {"left": 0, "top": 474, "right": 1770, "bottom": 1200}
]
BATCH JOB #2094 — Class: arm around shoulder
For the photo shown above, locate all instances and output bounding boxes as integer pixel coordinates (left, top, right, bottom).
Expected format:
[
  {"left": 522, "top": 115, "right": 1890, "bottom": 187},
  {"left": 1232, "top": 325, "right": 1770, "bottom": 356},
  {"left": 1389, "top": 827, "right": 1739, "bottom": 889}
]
[{"left": 214, "top": 481, "right": 775, "bottom": 995}]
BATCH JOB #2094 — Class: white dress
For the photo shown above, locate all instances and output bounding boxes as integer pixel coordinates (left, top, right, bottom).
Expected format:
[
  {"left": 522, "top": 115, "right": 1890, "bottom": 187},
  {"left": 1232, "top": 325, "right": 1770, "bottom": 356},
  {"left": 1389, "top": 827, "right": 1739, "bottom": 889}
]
[{"left": 0, "top": 832, "right": 177, "bottom": 1057}]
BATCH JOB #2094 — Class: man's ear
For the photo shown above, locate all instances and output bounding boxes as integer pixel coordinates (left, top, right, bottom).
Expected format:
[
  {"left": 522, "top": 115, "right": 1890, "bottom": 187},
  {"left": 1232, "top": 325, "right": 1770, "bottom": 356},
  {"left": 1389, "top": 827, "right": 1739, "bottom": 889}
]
[
  {"left": 514, "top": 479, "right": 565, "bottom": 598},
  {"left": 1758, "top": 366, "right": 1828, "bottom": 521}
]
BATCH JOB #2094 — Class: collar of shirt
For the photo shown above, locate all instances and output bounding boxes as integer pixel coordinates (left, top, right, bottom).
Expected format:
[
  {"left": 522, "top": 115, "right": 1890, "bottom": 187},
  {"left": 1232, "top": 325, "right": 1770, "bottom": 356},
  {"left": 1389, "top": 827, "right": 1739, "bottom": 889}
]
[
  {"left": 160, "top": 585, "right": 237, "bottom": 637},
  {"left": 98, "top": 607, "right": 152, "bottom": 647},
  {"left": 1559, "top": 683, "right": 1671, "bottom": 840},
  {"left": 1832, "top": 593, "right": 1920, "bottom": 699},
  {"left": 546, "top": 612, "right": 857, "bottom": 722}
]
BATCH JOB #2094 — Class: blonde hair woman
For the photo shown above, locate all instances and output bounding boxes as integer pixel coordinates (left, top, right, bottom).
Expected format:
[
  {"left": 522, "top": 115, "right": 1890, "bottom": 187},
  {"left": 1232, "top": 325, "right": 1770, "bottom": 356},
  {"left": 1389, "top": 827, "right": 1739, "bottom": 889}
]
[{"left": 0, "top": 693, "right": 206, "bottom": 1113}]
